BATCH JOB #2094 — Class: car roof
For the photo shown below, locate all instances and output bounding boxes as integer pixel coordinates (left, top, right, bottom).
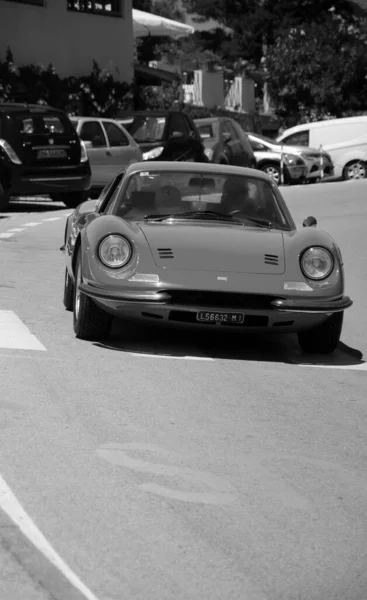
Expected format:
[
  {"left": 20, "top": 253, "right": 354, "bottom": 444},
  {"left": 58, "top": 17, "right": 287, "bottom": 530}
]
[
  {"left": 0, "top": 102, "right": 65, "bottom": 115},
  {"left": 70, "top": 116, "right": 124, "bottom": 123},
  {"left": 194, "top": 117, "right": 220, "bottom": 124},
  {"left": 118, "top": 111, "right": 183, "bottom": 118},
  {"left": 125, "top": 161, "right": 272, "bottom": 181}
]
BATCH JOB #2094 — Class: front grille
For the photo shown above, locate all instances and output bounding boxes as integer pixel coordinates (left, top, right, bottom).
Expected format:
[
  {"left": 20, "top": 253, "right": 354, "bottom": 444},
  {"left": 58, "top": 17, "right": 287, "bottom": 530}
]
[
  {"left": 160, "top": 290, "right": 281, "bottom": 309},
  {"left": 264, "top": 253, "right": 279, "bottom": 266},
  {"left": 157, "top": 248, "right": 174, "bottom": 259}
]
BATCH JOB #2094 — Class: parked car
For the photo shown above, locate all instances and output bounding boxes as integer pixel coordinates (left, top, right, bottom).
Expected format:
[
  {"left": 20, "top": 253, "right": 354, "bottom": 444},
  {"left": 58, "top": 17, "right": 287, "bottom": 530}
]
[
  {"left": 70, "top": 117, "right": 142, "bottom": 197},
  {"left": 194, "top": 116, "right": 257, "bottom": 167},
  {"left": 248, "top": 133, "right": 334, "bottom": 183},
  {"left": 62, "top": 161, "right": 352, "bottom": 354},
  {"left": 248, "top": 141, "right": 308, "bottom": 185},
  {"left": 276, "top": 118, "right": 367, "bottom": 180},
  {"left": 118, "top": 111, "right": 208, "bottom": 163},
  {"left": 0, "top": 102, "right": 91, "bottom": 210}
]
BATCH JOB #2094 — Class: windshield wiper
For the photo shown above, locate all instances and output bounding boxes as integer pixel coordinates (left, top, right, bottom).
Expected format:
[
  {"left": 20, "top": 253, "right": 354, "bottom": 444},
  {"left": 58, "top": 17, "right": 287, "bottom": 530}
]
[
  {"left": 144, "top": 211, "right": 244, "bottom": 224},
  {"left": 242, "top": 216, "right": 273, "bottom": 229}
]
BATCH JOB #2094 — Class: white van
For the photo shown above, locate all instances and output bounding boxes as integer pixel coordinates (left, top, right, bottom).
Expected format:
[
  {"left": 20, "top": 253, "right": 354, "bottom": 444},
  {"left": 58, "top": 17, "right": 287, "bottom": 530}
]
[{"left": 277, "top": 117, "right": 367, "bottom": 180}]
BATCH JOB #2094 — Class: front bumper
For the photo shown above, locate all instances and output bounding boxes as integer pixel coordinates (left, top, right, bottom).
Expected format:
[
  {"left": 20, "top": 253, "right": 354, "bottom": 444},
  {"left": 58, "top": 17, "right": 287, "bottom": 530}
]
[
  {"left": 80, "top": 282, "right": 352, "bottom": 315},
  {"left": 286, "top": 164, "right": 308, "bottom": 182}
]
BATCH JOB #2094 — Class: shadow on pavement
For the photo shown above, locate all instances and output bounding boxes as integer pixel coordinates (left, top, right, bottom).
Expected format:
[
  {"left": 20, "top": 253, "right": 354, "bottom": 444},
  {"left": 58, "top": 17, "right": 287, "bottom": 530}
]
[{"left": 94, "top": 320, "right": 365, "bottom": 369}]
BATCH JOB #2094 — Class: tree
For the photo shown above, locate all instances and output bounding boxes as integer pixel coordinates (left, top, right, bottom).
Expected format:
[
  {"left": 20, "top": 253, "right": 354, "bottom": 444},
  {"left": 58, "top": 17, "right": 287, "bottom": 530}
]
[
  {"left": 182, "top": 0, "right": 367, "bottom": 63},
  {"left": 266, "top": 12, "right": 367, "bottom": 121}
]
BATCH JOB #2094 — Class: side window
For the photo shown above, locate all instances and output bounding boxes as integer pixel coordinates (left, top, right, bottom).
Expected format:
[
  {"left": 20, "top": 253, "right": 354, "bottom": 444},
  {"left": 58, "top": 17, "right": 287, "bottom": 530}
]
[
  {"left": 97, "top": 172, "right": 125, "bottom": 213},
  {"left": 102, "top": 121, "right": 129, "bottom": 147},
  {"left": 80, "top": 121, "right": 107, "bottom": 147},
  {"left": 168, "top": 114, "right": 190, "bottom": 137},
  {"left": 282, "top": 131, "right": 309, "bottom": 146}
]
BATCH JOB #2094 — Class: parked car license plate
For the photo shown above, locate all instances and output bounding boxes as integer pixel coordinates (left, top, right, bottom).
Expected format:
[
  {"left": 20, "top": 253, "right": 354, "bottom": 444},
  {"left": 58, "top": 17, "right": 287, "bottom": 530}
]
[
  {"left": 196, "top": 311, "right": 244, "bottom": 324},
  {"left": 37, "top": 148, "right": 67, "bottom": 159}
]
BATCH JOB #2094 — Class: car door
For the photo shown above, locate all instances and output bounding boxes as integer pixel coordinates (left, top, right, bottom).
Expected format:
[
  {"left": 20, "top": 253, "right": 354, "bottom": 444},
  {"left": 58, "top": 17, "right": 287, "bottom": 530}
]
[
  {"left": 221, "top": 120, "right": 247, "bottom": 166},
  {"left": 78, "top": 120, "right": 111, "bottom": 187},
  {"left": 101, "top": 121, "right": 141, "bottom": 179},
  {"left": 163, "top": 113, "right": 195, "bottom": 161}
]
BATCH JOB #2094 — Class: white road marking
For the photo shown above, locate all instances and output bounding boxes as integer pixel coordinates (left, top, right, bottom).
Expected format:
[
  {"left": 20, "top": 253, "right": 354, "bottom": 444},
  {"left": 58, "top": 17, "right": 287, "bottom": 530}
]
[
  {"left": 0, "top": 232, "right": 14, "bottom": 238},
  {"left": 0, "top": 311, "right": 46, "bottom": 351},
  {"left": 24, "top": 222, "right": 41, "bottom": 227},
  {"left": 7, "top": 228, "right": 25, "bottom": 232},
  {"left": 0, "top": 473, "right": 101, "bottom": 600},
  {"left": 129, "top": 352, "right": 214, "bottom": 361},
  {"left": 42, "top": 217, "right": 62, "bottom": 222}
]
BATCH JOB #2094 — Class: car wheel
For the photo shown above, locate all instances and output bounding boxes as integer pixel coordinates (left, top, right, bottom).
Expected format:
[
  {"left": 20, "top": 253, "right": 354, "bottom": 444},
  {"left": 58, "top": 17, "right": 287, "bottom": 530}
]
[
  {"left": 73, "top": 250, "right": 112, "bottom": 340},
  {"left": 260, "top": 163, "right": 281, "bottom": 185},
  {"left": 343, "top": 160, "right": 367, "bottom": 180},
  {"left": 63, "top": 268, "right": 74, "bottom": 311},
  {"left": 297, "top": 312, "right": 343, "bottom": 354},
  {"left": 55, "top": 191, "right": 89, "bottom": 209},
  {"left": 0, "top": 183, "right": 10, "bottom": 210}
]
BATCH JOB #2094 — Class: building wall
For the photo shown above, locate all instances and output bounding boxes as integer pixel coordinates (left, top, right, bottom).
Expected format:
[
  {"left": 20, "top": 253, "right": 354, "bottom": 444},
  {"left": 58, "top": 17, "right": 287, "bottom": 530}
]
[{"left": 0, "top": 0, "right": 134, "bottom": 82}]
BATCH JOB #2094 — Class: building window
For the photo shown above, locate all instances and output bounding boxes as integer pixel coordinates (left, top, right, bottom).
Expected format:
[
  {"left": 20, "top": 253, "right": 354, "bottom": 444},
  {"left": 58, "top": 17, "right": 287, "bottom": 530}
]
[
  {"left": 67, "top": 1, "right": 123, "bottom": 17},
  {"left": 3, "top": 0, "right": 44, "bottom": 5}
]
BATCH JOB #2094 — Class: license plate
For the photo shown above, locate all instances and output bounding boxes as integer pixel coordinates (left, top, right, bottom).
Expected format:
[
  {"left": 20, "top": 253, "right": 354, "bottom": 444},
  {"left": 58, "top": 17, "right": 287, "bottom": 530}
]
[
  {"left": 37, "top": 148, "right": 67, "bottom": 159},
  {"left": 196, "top": 311, "right": 244, "bottom": 324}
]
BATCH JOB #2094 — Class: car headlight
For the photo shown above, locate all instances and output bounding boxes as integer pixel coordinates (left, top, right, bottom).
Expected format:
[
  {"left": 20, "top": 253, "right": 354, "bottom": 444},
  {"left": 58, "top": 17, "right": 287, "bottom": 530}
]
[
  {"left": 204, "top": 147, "right": 214, "bottom": 161},
  {"left": 98, "top": 235, "right": 132, "bottom": 269},
  {"left": 283, "top": 153, "right": 302, "bottom": 165},
  {"left": 80, "top": 140, "right": 89, "bottom": 163},
  {"left": 300, "top": 246, "right": 334, "bottom": 280},
  {"left": 143, "top": 146, "right": 164, "bottom": 160}
]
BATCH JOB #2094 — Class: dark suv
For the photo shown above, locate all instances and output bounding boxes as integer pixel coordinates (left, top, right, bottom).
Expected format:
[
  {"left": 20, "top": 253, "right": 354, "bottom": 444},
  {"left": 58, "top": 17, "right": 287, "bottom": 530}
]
[
  {"left": 0, "top": 103, "right": 91, "bottom": 209},
  {"left": 117, "top": 110, "right": 208, "bottom": 163}
]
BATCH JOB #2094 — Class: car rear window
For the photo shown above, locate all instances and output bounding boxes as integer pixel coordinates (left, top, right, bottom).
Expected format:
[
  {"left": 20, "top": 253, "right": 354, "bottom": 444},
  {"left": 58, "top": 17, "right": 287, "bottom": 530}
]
[{"left": 10, "top": 113, "right": 74, "bottom": 136}]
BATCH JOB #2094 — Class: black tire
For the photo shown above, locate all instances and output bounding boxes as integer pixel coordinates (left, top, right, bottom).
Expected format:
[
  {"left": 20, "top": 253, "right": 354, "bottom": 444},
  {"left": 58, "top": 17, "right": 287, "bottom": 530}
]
[
  {"left": 0, "top": 183, "right": 10, "bottom": 211},
  {"left": 63, "top": 268, "right": 74, "bottom": 311},
  {"left": 298, "top": 312, "right": 343, "bottom": 354},
  {"left": 54, "top": 191, "right": 89, "bottom": 209},
  {"left": 73, "top": 250, "right": 112, "bottom": 340},
  {"left": 260, "top": 162, "right": 282, "bottom": 185},
  {"left": 342, "top": 160, "right": 367, "bottom": 180}
]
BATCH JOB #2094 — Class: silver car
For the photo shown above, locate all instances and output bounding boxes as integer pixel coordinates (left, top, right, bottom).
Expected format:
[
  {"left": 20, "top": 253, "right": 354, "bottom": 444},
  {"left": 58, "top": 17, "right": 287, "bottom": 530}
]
[
  {"left": 248, "top": 133, "right": 334, "bottom": 183},
  {"left": 70, "top": 117, "right": 142, "bottom": 196}
]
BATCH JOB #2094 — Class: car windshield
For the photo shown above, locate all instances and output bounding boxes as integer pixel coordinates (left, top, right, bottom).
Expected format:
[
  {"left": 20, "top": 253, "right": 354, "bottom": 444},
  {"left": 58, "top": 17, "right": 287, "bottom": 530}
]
[
  {"left": 119, "top": 116, "right": 166, "bottom": 143},
  {"left": 250, "top": 132, "right": 280, "bottom": 146},
  {"left": 112, "top": 170, "right": 291, "bottom": 230}
]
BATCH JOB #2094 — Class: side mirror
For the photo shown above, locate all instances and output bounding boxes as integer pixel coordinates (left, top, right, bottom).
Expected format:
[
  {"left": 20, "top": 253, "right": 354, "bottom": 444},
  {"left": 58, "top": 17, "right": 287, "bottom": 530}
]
[
  {"left": 303, "top": 216, "right": 317, "bottom": 227},
  {"left": 223, "top": 132, "right": 232, "bottom": 144}
]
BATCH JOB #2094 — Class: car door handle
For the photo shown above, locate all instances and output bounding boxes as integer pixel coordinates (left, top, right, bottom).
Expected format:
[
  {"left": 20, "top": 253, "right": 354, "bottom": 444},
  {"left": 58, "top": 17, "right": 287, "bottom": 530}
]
[{"left": 106, "top": 151, "right": 112, "bottom": 156}]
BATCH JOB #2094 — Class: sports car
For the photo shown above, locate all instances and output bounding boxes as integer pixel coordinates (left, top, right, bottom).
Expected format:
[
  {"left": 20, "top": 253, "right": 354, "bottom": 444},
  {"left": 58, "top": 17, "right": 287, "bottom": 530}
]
[{"left": 62, "top": 161, "right": 353, "bottom": 354}]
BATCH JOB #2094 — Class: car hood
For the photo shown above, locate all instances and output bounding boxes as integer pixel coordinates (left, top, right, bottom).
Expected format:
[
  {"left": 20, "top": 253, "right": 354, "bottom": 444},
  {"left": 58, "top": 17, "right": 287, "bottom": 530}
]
[
  {"left": 139, "top": 222, "right": 285, "bottom": 274},
  {"left": 276, "top": 143, "right": 322, "bottom": 156}
]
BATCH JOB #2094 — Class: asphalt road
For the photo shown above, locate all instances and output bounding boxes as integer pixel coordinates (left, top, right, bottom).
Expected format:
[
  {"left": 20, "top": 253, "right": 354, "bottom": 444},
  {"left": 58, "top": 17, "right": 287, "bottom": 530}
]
[{"left": 0, "top": 182, "right": 366, "bottom": 600}]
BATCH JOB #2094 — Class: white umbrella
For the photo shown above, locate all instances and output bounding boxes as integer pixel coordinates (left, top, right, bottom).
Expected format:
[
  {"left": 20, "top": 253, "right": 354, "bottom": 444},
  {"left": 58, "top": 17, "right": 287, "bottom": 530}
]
[{"left": 133, "top": 9, "right": 195, "bottom": 39}]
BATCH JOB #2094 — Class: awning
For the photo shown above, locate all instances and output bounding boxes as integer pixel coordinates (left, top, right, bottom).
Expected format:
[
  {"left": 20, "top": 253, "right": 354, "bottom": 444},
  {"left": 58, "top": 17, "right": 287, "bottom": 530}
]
[{"left": 133, "top": 9, "right": 195, "bottom": 39}]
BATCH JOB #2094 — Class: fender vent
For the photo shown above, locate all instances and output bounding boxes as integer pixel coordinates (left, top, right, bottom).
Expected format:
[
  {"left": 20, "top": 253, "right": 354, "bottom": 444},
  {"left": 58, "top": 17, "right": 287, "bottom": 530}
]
[
  {"left": 264, "top": 253, "right": 279, "bottom": 265},
  {"left": 158, "top": 248, "right": 174, "bottom": 259}
]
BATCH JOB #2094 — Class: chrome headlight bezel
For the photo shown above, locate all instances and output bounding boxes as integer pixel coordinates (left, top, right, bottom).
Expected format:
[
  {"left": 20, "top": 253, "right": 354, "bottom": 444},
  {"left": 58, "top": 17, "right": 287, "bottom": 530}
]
[
  {"left": 300, "top": 246, "right": 334, "bottom": 281},
  {"left": 98, "top": 234, "right": 132, "bottom": 269}
]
